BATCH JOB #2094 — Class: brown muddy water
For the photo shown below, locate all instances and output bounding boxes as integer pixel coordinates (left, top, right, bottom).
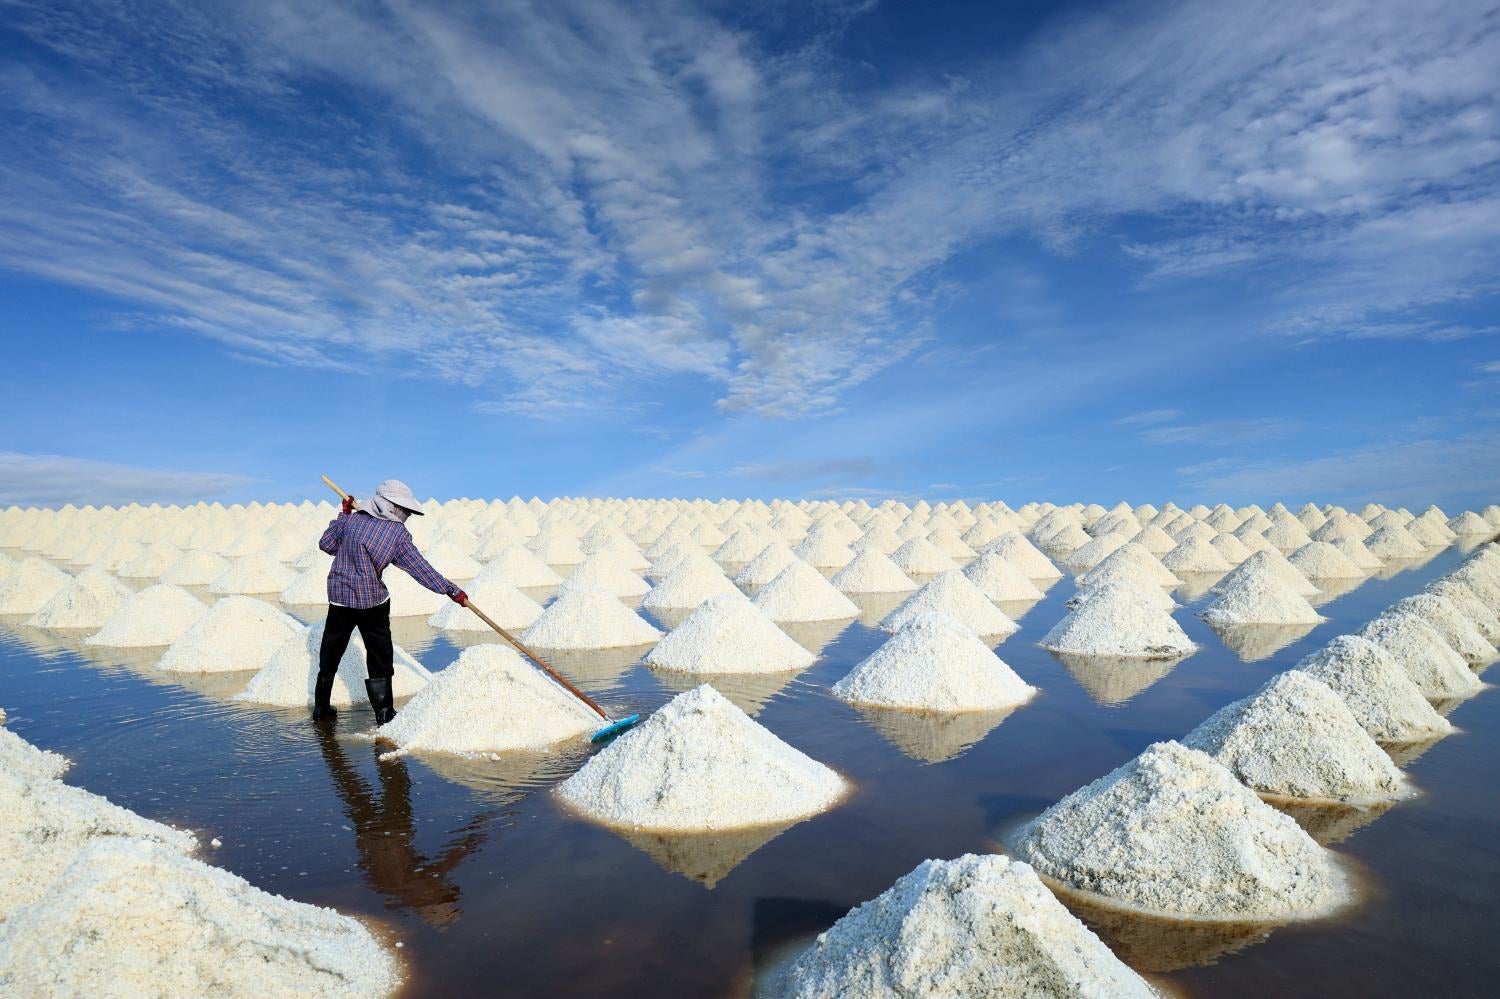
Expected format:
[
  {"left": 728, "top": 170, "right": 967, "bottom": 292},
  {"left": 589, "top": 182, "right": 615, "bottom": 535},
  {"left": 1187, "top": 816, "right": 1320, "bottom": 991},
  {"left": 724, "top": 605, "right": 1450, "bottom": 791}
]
[{"left": 1, "top": 538, "right": 1496, "bottom": 997}]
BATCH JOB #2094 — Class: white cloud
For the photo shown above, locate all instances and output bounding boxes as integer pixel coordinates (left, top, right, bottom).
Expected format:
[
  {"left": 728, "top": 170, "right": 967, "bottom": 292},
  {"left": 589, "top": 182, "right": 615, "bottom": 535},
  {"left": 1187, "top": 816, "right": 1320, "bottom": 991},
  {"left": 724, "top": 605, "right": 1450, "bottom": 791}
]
[{"left": 0, "top": 452, "right": 251, "bottom": 507}]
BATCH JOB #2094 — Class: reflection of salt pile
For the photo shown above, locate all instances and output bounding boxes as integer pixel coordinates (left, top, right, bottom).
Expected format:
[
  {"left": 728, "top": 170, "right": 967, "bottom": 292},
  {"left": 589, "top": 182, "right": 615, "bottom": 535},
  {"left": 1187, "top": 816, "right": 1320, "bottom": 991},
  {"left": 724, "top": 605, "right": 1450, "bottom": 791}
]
[
  {"left": 1051, "top": 652, "right": 1179, "bottom": 705},
  {"left": 84, "top": 584, "right": 208, "bottom": 648},
  {"left": 1041, "top": 581, "right": 1194, "bottom": 659},
  {"left": 645, "top": 594, "right": 812, "bottom": 675},
  {"left": 1015, "top": 741, "right": 1347, "bottom": 920},
  {"left": 829, "top": 549, "right": 917, "bottom": 594},
  {"left": 1183, "top": 672, "right": 1407, "bottom": 804},
  {"left": 0, "top": 839, "right": 399, "bottom": 998},
  {"left": 378, "top": 645, "right": 599, "bottom": 755},
  {"left": 158, "top": 597, "right": 304, "bottom": 674},
  {"left": 1293, "top": 636, "right": 1451, "bottom": 744},
  {"left": 521, "top": 586, "right": 662, "bottom": 649},
  {"left": 0, "top": 558, "right": 72, "bottom": 615},
  {"left": 753, "top": 561, "right": 859, "bottom": 623},
  {"left": 771, "top": 854, "right": 1156, "bottom": 999},
  {"left": 879, "top": 572, "right": 1017, "bottom": 638},
  {"left": 1201, "top": 565, "right": 1324, "bottom": 626},
  {"left": 832, "top": 614, "right": 1034, "bottom": 711},
  {"left": 1383, "top": 594, "right": 1497, "bottom": 666},
  {"left": 207, "top": 552, "right": 297, "bottom": 595},
  {"left": 24, "top": 568, "right": 132, "bottom": 630},
  {"left": 556, "top": 685, "right": 846, "bottom": 831},
  {"left": 428, "top": 580, "right": 542, "bottom": 632},
  {"left": 235, "top": 622, "right": 430, "bottom": 707},
  {"left": 960, "top": 552, "right": 1042, "bottom": 601},
  {"left": 1356, "top": 614, "right": 1482, "bottom": 700}
]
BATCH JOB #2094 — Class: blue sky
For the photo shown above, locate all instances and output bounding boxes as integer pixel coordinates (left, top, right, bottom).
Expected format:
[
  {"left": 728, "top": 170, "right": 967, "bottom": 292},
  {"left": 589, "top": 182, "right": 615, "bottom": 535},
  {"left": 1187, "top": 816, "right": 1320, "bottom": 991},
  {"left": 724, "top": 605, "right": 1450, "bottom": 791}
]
[{"left": 2, "top": 0, "right": 1498, "bottom": 510}]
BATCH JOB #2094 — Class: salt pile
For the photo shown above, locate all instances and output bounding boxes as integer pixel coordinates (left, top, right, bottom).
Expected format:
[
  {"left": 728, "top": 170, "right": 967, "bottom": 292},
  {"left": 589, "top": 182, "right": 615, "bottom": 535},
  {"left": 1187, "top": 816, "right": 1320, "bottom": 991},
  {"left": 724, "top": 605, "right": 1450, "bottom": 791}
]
[
  {"left": 960, "top": 552, "right": 1043, "bottom": 602},
  {"left": 520, "top": 586, "right": 662, "bottom": 649},
  {"left": 0, "top": 558, "right": 72, "bottom": 615},
  {"left": 1215, "top": 549, "right": 1319, "bottom": 597},
  {"left": 158, "top": 597, "right": 305, "bottom": 674},
  {"left": 484, "top": 545, "right": 564, "bottom": 587},
  {"left": 1293, "top": 636, "right": 1452, "bottom": 744},
  {"left": 1201, "top": 566, "right": 1324, "bottom": 626},
  {"left": 734, "top": 541, "right": 799, "bottom": 586},
  {"left": 1210, "top": 532, "right": 1254, "bottom": 565},
  {"left": 879, "top": 572, "right": 1019, "bottom": 639},
  {"left": 235, "top": 622, "right": 431, "bottom": 707},
  {"left": 382, "top": 568, "right": 448, "bottom": 616},
  {"left": 753, "top": 561, "right": 859, "bottom": 623},
  {"left": 1288, "top": 542, "right": 1365, "bottom": 580},
  {"left": 794, "top": 529, "right": 855, "bottom": 568},
  {"left": 1450, "top": 511, "right": 1494, "bottom": 534},
  {"left": 770, "top": 853, "right": 1156, "bottom": 999},
  {"left": 644, "top": 594, "right": 813, "bottom": 675},
  {"left": 1014, "top": 741, "right": 1347, "bottom": 920},
  {"left": 983, "top": 532, "right": 1061, "bottom": 578},
  {"left": 1041, "top": 581, "right": 1194, "bottom": 659},
  {"left": 642, "top": 556, "right": 739, "bottom": 610},
  {"left": 830, "top": 548, "right": 918, "bottom": 594},
  {"left": 1331, "top": 536, "right": 1382, "bottom": 571},
  {"left": 1069, "top": 571, "right": 1176, "bottom": 610},
  {"left": 84, "top": 584, "right": 208, "bottom": 648},
  {"left": 1130, "top": 524, "right": 1179, "bottom": 555},
  {"left": 1356, "top": 614, "right": 1483, "bottom": 700},
  {"left": 117, "top": 542, "right": 183, "bottom": 579},
  {"left": 1364, "top": 525, "right": 1425, "bottom": 559},
  {"left": 422, "top": 541, "right": 482, "bottom": 579},
  {"left": 831, "top": 613, "right": 1034, "bottom": 712},
  {"left": 24, "top": 567, "right": 132, "bottom": 630},
  {"left": 427, "top": 579, "right": 542, "bottom": 632},
  {"left": 1160, "top": 536, "right": 1232, "bottom": 573},
  {"left": 1182, "top": 672, "right": 1407, "bottom": 804},
  {"left": 558, "top": 551, "right": 650, "bottom": 598},
  {"left": 1382, "top": 594, "right": 1497, "bottom": 665},
  {"left": 378, "top": 645, "right": 599, "bottom": 755},
  {"left": 555, "top": 685, "right": 846, "bottom": 831},
  {"left": 888, "top": 537, "right": 959, "bottom": 575},
  {"left": 207, "top": 552, "right": 298, "bottom": 595},
  {"left": 159, "top": 550, "right": 233, "bottom": 586},
  {"left": 279, "top": 565, "right": 330, "bottom": 605},
  {"left": 1426, "top": 577, "right": 1500, "bottom": 642},
  {"left": 1078, "top": 543, "right": 1179, "bottom": 588},
  {"left": 1059, "top": 532, "right": 1128, "bottom": 571},
  {"left": 0, "top": 726, "right": 69, "bottom": 783},
  {"left": 714, "top": 528, "right": 776, "bottom": 563},
  {"left": 0, "top": 838, "right": 400, "bottom": 998}
]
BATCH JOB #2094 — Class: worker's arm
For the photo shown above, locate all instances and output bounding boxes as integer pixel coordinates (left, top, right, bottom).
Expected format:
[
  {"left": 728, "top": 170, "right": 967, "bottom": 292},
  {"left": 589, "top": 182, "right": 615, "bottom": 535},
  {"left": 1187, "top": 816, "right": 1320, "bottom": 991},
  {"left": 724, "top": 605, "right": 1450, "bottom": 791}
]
[
  {"left": 319, "top": 512, "right": 349, "bottom": 555},
  {"left": 391, "top": 537, "right": 460, "bottom": 597}
]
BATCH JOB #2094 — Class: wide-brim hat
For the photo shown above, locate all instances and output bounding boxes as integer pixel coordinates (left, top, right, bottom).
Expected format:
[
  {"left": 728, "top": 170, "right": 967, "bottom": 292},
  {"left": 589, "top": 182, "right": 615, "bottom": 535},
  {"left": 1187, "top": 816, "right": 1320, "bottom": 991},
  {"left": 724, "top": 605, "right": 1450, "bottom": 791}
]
[{"left": 371, "top": 478, "right": 424, "bottom": 515}]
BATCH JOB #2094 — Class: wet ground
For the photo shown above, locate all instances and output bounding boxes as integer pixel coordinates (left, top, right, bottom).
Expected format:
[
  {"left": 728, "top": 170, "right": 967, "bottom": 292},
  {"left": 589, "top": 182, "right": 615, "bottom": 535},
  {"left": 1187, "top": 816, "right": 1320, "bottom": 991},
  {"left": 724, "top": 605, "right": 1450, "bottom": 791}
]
[{"left": 1, "top": 537, "right": 1496, "bottom": 997}]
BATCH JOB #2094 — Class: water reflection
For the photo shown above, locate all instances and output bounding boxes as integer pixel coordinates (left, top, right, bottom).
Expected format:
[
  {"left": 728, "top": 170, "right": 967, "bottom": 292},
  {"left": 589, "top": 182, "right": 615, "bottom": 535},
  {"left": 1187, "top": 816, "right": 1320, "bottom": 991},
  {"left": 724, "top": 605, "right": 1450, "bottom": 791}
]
[
  {"left": 1267, "top": 797, "right": 1394, "bottom": 845},
  {"left": 1207, "top": 621, "right": 1319, "bottom": 663},
  {"left": 613, "top": 822, "right": 800, "bottom": 889},
  {"left": 314, "top": 724, "right": 488, "bottom": 927},
  {"left": 1173, "top": 571, "right": 1228, "bottom": 602},
  {"left": 1051, "top": 885, "right": 1284, "bottom": 972},
  {"left": 648, "top": 666, "right": 805, "bottom": 717},
  {"left": 853, "top": 704, "right": 1020, "bottom": 763},
  {"left": 1050, "top": 651, "right": 1184, "bottom": 705}
]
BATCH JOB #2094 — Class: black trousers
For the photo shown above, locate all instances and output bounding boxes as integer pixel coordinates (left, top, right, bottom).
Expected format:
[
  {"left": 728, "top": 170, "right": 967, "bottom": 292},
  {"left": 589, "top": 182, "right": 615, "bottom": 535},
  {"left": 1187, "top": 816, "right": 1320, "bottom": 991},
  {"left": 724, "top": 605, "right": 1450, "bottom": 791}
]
[{"left": 320, "top": 601, "right": 395, "bottom": 680}]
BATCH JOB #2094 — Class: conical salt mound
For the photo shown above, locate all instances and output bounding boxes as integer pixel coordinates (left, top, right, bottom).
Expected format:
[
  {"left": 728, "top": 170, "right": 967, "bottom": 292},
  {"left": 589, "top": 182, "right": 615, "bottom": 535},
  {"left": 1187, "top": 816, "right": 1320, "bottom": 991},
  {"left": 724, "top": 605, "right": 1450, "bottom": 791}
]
[
  {"left": 879, "top": 571, "right": 1018, "bottom": 639},
  {"left": 383, "top": 568, "right": 447, "bottom": 616},
  {"left": 645, "top": 594, "right": 813, "bottom": 675},
  {"left": 378, "top": 644, "right": 600, "bottom": 755},
  {"left": 1427, "top": 577, "right": 1500, "bottom": 642},
  {"left": 960, "top": 552, "right": 1043, "bottom": 601},
  {"left": 1059, "top": 532, "right": 1128, "bottom": 571},
  {"left": 832, "top": 613, "right": 1034, "bottom": 712},
  {"left": 1356, "top": 613, "right": 1482, "bottom": 700},
  {"left": 642, "top": 556, "right": 739, "bottom": 610},
  {"left": 734, "top": 541, "right": 798, "bottom": 586},
  {"left": 427, "top": 579, "right": 542, "bottom": 632},
  {"left": 0, "top": 558, "right": 72, "bottom": 615},
  {"left": 117, "top": 542, "right": 182, "bottom": 579},
  {"left": 1214, "top": 549, "right": 1319, "bottom": 597},
  {"left": 278, "top": 565, "right": 329, "bottom": 605},
  {"left": 0, "top": 727, "right": 69, "bottom": 783},
  {"left": 830, "top": 548, "right": 918, "bottom": 594},
  {"left": 1450, "top": 511, "right": 1494, "bottom": 535},
  {"left": 771, "top": 853, "right": 1157, "bottom": 999},
  {"left": 794, "top": 530, "right": 854, "bottom": 568},
  {"left": 1383, "top": 594, "right": 1497, "bottom": 665},
  {"left": 1293, "top": 636, "right": 1452, "bottom": 744},
  {"left": 1041, "top": 580, "right": 1194, "bottom": 659},
  {"left": 1183, "top": 671, "right": 1408, "bottom": 804},
  {"left": 235, "top": 620, "right": 430, "bottom": 707},
  {"left": 1160, "top": 536, "right": 1232, "bottom": 573},
  {"left": 1079, "top": 543, "right": 1179, "bottom": 588},
  {"left": 1201, "top": 566, "right": 1324, "bottom": 626},
  {"left": 24, "top": 568, "right": 132, "bottom": 630},
  {"left": 888, "top": 537, "right": 959, "bottom": 575},
  {"left": 207, "top": 552, "right": 298, "bottom": 595},
  {"left": 714, "top": 528, "right": 776, "bottom": 563},
  {"left": 84, "top": 584, "right": 208, "bottom": 648},
  {"left": 159, "top": 550, "right": 233, "bottom": 586},
  {"left": 1365, "top": 525, "right": 1425, "bottom": 559},
  {"left": 158, "top": 597, "right": 305, "bottom": 674},
  {"left": 753, "top": 561, "right": 859, "bottom": 623},
  {"left": 1014, "top": 741, "right": 1347, "bottom": 920},
  {"left": 1128, "top": 525, "right": 1178, "bottom": 555},
  {"left": 520, "top": 586, "right": 662, "bottom": 649},
  {"left": 0, "top": 839, "right": 399, "bottom": 999},
  {"left": 421, "top": 541, "right": 482, "bottom": 579},
  {"left": 983, "top": 532, "right": 1061, "bottom": 579},
  {"left": 554, "top": 685, "right": 846, "bottom": 832},
  {"left": 482, "top": 545, "right": 564, "bottom": 587},
  {"left": 558, "top": 551, "right": 650, "bottom": 598},
  {"left": 1287, "top": 541, "right": 1365, "bottom": 580}
]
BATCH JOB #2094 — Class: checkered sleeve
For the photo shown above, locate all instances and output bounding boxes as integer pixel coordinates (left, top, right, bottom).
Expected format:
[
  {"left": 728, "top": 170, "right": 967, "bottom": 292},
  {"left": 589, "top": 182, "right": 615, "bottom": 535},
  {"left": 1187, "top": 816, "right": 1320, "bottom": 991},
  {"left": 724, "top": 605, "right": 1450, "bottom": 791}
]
[
  {"left": 319, "top": 512, "right": 348, "bottom": 555},
  {"left": 391, "top": 537, "right": 458, "bottom": 596}
]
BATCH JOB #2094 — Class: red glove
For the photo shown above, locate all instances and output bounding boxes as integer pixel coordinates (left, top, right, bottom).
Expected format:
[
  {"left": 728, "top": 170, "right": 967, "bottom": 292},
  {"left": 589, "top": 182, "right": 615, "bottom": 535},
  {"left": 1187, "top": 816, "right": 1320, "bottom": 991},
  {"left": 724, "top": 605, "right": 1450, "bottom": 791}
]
[
  {"left": 451, "top": 590, "right": 468, "bottom": 606},
  {"left": 341, "top": 495, "right": 354, "bottom": 515}
]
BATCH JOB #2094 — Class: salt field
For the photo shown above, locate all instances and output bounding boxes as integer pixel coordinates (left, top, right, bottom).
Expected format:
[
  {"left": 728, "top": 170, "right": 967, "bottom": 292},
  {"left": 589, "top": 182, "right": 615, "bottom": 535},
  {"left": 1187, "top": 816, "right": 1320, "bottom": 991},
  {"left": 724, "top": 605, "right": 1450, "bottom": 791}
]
[{"left": 0, "top": 498, "right": 1497, "bottom": 997}]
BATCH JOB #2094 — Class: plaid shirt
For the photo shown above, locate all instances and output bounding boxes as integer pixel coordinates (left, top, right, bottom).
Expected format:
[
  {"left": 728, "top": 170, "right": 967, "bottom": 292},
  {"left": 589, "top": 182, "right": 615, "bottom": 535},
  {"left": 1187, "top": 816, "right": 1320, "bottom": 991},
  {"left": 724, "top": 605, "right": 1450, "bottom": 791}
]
[{"left": 320, "top": 512, "right": 458, "bottom": 609}]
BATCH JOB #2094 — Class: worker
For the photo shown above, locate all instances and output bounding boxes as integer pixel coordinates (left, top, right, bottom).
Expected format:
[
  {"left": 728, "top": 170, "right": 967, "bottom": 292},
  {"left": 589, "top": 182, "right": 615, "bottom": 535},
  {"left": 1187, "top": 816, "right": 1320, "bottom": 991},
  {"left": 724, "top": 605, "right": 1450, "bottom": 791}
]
[{"left": 314, "top": 479, "right": 466, "bottom": 724}]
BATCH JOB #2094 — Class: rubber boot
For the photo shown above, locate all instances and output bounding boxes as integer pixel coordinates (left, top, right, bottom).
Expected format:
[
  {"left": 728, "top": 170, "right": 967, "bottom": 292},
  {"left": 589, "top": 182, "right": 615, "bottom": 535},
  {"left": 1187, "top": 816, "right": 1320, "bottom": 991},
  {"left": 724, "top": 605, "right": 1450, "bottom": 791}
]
[
  {"left": 311, "top": 674, "right": 338, "bottom": 721},
  {"left": 365, "top": 676, "right": 397, "bottom": 725}
]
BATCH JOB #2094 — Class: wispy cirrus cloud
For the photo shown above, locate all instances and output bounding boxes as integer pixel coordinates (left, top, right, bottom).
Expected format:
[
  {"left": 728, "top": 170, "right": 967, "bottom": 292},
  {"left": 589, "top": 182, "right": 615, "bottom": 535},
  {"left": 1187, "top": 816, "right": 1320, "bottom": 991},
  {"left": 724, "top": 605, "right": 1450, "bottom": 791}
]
[{"left": 0, "top": 452, "right": 251, "bottom": 507}]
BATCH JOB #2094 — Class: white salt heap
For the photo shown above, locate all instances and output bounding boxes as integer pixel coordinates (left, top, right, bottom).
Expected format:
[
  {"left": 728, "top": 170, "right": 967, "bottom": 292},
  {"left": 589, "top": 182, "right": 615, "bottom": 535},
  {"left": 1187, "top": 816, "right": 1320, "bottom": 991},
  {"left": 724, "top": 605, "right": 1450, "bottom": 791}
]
[
  {"left": 117, "top": 542, "right": 182, "bottom": 579},
  {"left": 1215, "top": 549, "right": 1319, "bottom": 597},
  {"left": 1160, "top": 536, "right": 1232, "bottom": 573},
  {"left": 235, "top": 622, "right": 430, "bottom": 707},
  {"left": 158, "top": 597, "right": 305, "bottom": 674},
  {"left": 555, "top": 684, "right": 847, "bottom": 831},
  {"left": 1293, "top": 636, "right": 1452, "bottom": 744},
  {"left": 961, "top": 552, "right": 1043, "bottom": 602},
  {"left": 1070, "top": 570, "right": 1176, "bottom": 610},
  {"left": 0, "top": 558, "right": 72, "bottom": 615},
  {"left": 1288, "top": 542, "right": 1365, "bottom": 580},
  {"left": 1041, "top": 580, "right": 1194, "bottom": 659},
  {"left": 889, "top": 537, "right": 959, "bottom": 575},
  {"left": 0, "top": 838, "right": 400, "bottom": 999},
  {"left": 1183, "top": 671, "right": 1407, "bottom": 804},
  {"left": 159, "top": 550, "right": 233, "bottom": 586},
  {"left": 753, "top": 561, "right": 860, "bottom": 623},
  {"left": 1356, "top": 613, "right": 1483, "bottom": 700},
  {"left": 794, "top": 530, "right": 854, "bottom": 568},
  {"left": 1382, "top": 593, "right": 1497, "bottom": 665},
  {"left": 642, "top": 556, "right": 739, "bottom": 610},
  {"left": 645, "top": 594, "right": 813, "bottom": 675},
  {"left": 879, "top": 571, "right": 1019, "bottom": 639},
  {"left": 521, "top": 586, "right": 662, "bottom": 649},
  {"left": 1364, "top": 525, "right": 1425, "bottom": 559},
  {"left": 560, "top": 551, "right": 650, "bottom": 598},
  {"left": 1201, "top": 565, "right": 1324, "bottom": 626},
  {"left": 207, "top": 552, "right": 298, "bottom": 595},
  {"left": 484, "top": 545, "right": 564, "bottom": 587},
  {"left": 830, "top": 548, "right": 918, "bottom": 594},
  {"left": 983, "top": 532, "right": 1061, "bottom": 578},
  {"left": 382, "top": 568, "right": 448, "bottom": 616},
  {"left": 279, "top": 565, "right": 331, "bottom": 605},
  {"left": 378, "top": 644, "right": 599, "bottom": 755},
  {"left": 1079, "top": 543, "right": 1179, "bottom": 588},
  {"left": 1059, "top": 532, "right": 1127, "bottom": 571},
  {"left": 1014, "top": 741, "right": 1347, "bottom": 920},
  {"left": 1426, "top": 577, "right": 1500, "bottom": 642},
  {"left": 0, "top": 726, "right": 70, "bottom": 783},
  {"left": 832, "top": 613, "right": 1034, "bottom": 712},
  {"left": 1450, "top": 511, "right": 1494, "bottom": 534},
  {"left": 85, "top": 584, "right": 208, "bottom": 648},
  {"left": 771, "top": 853, "right": 1157, "bottom": 999},
  {"left": 428, "top": 579, "right": 542, "bottom": 632},
  {"left": 422, "top": 541, "right": 482, "bottom": 579},
  {"left": 24, "top": 567, "right": 132, "bottom": 630},
  {"left": 734, "top": 541, "right": 799, "bottom": 586}
]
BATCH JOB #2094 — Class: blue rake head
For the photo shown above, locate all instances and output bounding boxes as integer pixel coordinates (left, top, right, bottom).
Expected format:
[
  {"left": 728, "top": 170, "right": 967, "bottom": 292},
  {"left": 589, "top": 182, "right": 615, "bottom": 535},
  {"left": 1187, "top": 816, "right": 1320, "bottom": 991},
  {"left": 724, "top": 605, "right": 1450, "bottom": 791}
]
[{"left": 590, "top": 714, "right": 642, "bottom": 744}]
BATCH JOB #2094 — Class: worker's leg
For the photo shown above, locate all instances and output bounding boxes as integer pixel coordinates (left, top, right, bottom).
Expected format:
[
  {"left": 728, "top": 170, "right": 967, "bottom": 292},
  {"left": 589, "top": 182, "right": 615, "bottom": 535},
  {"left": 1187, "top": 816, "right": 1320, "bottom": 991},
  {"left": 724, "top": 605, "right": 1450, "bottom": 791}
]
[
  {"left": 355, "top": 600, "right": 395, "bottom": 679},
  {"left": 314, "top": 604, "right": 358, "bottom": 720}
]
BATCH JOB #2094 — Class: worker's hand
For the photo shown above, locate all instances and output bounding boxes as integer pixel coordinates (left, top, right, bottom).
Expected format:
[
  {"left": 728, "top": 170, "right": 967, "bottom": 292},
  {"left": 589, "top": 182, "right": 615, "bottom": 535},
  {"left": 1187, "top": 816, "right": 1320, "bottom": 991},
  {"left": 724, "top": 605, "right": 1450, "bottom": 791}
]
[
  {"left": 451, "top": 589, "right": 468, "bottom": 607},
  {"left": 341, "top": 495, "right": 354, "bottom": 515}
]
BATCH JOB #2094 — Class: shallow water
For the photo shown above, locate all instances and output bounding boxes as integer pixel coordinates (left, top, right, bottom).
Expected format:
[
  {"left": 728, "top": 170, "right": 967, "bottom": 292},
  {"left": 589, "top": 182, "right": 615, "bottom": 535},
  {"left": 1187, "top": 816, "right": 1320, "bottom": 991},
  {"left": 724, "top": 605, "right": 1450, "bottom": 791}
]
[{"left": 1, "top": 540, "right": 1498, "bottom": 997}]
